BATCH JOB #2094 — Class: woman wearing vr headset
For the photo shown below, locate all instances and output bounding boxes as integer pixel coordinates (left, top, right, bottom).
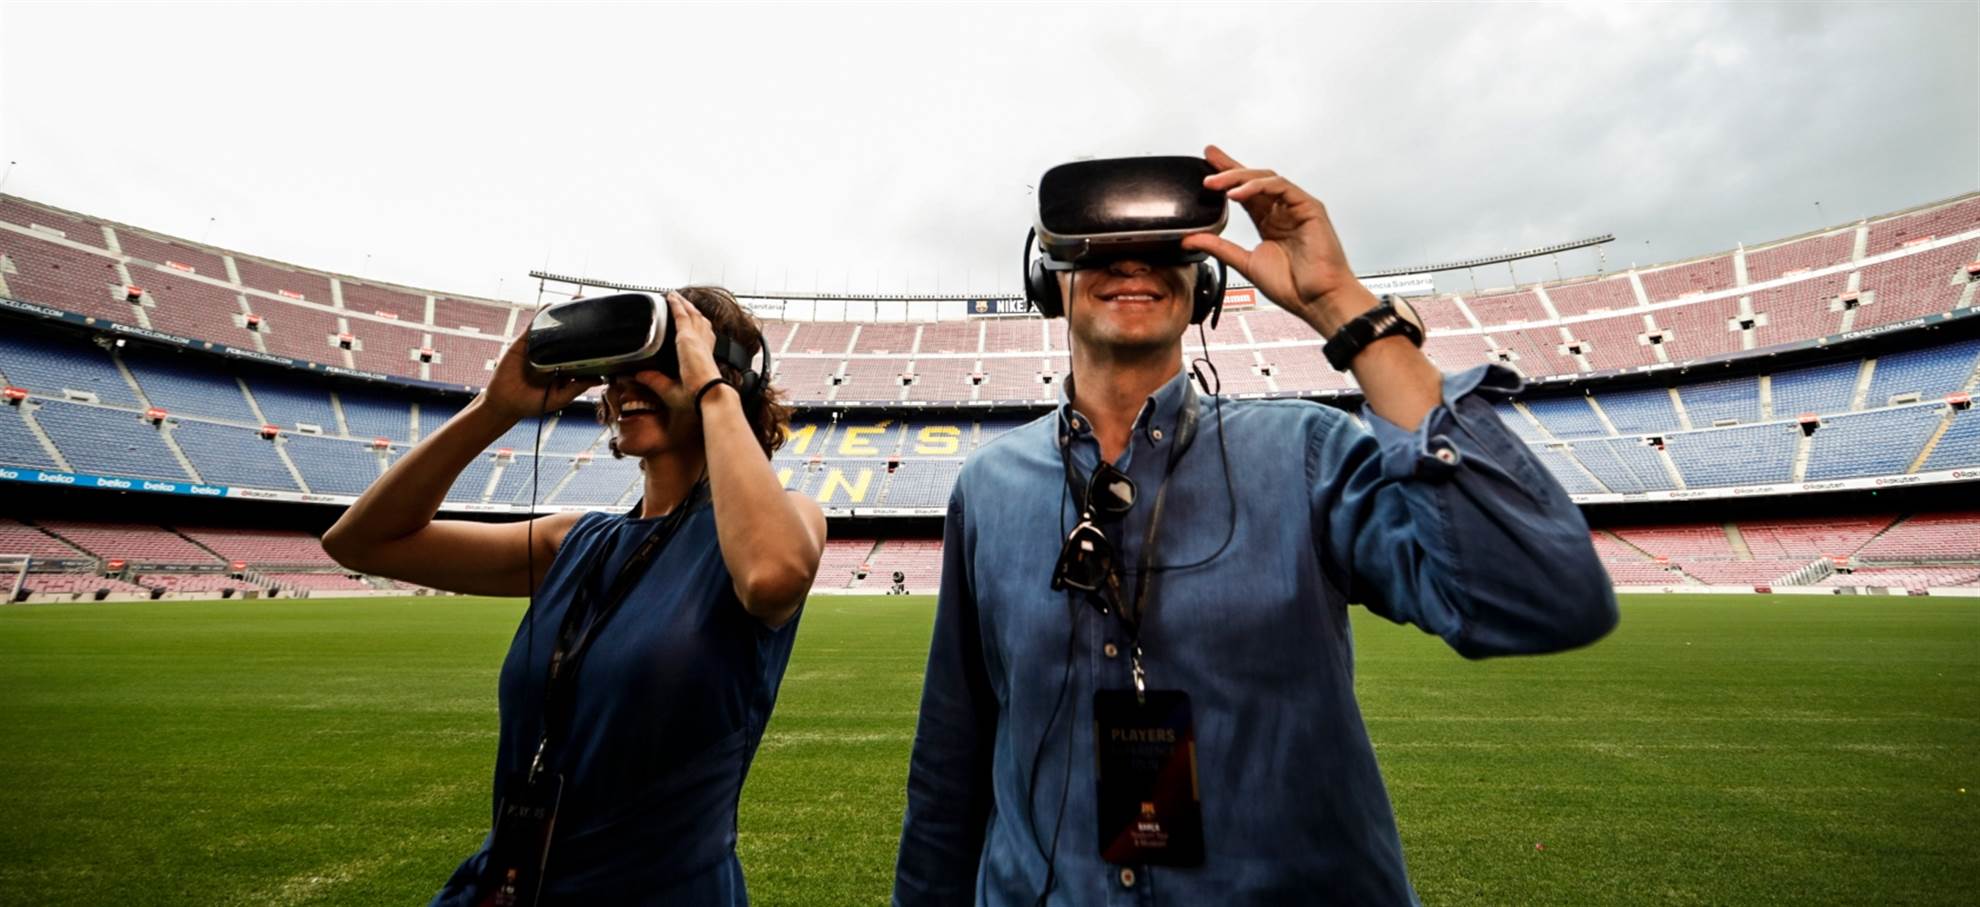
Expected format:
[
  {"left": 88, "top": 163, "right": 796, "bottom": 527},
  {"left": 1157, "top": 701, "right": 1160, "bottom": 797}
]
[{"left": 324, "top": 287, "right": 825, "bottom": 906}]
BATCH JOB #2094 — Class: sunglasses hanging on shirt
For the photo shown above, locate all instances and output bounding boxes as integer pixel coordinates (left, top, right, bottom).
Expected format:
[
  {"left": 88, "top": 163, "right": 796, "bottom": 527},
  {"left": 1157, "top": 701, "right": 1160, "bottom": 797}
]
[{"left": 1051, "top": 461, "right": 1137, "bottom": 594}]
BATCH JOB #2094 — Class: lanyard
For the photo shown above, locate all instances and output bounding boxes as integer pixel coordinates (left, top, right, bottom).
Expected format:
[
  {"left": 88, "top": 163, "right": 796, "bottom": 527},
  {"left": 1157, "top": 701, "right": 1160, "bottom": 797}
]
[
  {"left": 527, "top": 480, "right": 707, "bottom": 784},
  {"left": 1060, "top": 379, "right": 1200, "bottom": 700}
]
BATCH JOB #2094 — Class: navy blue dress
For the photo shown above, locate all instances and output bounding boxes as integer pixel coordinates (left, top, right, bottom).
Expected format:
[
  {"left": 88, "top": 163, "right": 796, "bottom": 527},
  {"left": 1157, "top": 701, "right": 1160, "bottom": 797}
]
[{"left": 431, "top": 504, "right": 801, "bottom": 906}]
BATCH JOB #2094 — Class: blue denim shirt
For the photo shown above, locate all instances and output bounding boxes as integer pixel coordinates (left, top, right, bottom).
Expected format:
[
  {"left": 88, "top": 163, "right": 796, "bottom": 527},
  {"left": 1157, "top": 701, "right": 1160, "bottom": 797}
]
[{"left": 893, "top": 364, "right": 1618, "bottom": 906}]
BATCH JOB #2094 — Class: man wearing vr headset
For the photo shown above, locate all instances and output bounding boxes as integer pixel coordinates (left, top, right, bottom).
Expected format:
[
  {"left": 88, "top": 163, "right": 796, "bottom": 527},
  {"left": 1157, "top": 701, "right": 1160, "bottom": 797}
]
[
  {"left": 324, "top": 288, "right": 825, "bottom": 906},
  {"left": 894, "top": 148, "right": 1617, "bottom": 906}
]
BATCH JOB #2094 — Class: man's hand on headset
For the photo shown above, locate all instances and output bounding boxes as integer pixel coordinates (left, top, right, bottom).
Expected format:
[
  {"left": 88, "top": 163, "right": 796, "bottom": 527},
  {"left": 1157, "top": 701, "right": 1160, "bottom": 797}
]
[
  {"left": 1180, "top": 144, "right": 1379, "bottom": 339},
  {"left": 630, "top": 291, "right": 727, "bottom": 412}
]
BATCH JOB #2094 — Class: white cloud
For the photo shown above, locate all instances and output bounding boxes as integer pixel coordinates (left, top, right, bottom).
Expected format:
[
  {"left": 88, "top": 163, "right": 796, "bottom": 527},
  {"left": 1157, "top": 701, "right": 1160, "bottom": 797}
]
[{"left": 1, "top": 1, "right": 1972, "bottom": 302}]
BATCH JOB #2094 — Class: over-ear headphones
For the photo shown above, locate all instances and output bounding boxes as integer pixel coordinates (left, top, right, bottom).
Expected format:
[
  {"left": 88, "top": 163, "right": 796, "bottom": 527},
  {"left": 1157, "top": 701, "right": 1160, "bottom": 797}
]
[
  {"left": 1021, "top": 229, "right": 1227, "bottom": 328},
  {"left": 710, "top": 333, "right": 772, "bottom": 404}
]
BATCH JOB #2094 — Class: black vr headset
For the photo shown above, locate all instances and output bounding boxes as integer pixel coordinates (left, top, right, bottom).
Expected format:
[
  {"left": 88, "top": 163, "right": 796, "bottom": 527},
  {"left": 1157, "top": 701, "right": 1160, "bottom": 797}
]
[
  {"left": 1022, "top": 155, "right": 1231, "bottom": 327},
  {"left": 524, "top": 292, "right": 771, "bottom": 400}
]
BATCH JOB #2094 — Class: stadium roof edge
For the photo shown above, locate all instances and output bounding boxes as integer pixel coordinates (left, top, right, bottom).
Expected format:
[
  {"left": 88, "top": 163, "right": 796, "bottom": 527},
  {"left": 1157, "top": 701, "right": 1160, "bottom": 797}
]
[
  {"left": 0, "top": 193, "right": 522, "bottom": 311},
  {"left": 9, "top": 188, "right": 1978, "bottom": 313}
]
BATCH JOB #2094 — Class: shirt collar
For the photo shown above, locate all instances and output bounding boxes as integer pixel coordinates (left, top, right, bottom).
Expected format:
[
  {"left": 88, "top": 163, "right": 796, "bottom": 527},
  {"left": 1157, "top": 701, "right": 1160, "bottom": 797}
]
[{"left": 1056, "top": 368, "right": 1195, "bottom": 451}]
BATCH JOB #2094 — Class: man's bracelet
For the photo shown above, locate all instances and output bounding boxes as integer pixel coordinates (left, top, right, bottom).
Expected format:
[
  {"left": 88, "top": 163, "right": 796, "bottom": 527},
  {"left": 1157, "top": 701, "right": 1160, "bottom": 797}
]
[{"left": 693, "top": 377, "right": 735, "bottom": 411}]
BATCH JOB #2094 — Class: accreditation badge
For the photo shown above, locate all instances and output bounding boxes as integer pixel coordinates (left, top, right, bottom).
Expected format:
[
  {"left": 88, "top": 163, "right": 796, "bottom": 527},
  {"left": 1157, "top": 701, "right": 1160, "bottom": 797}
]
[
  {"left": 1093, "top": 689, "right": 1205, "bottom": 866},
  {"left": 477, "top": 773, "right": 564, "bottom": 907}
]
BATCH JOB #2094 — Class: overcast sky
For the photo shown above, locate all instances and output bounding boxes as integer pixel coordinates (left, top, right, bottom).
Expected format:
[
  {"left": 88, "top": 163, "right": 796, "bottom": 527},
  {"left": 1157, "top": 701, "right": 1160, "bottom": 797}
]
[{"left": 2, "top": 2, "right": 1975, "bottom": 303}]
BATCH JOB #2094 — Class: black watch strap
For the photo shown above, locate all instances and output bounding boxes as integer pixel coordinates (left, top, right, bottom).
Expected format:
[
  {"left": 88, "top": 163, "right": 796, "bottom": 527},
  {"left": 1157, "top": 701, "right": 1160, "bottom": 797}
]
[{"left": 1322, "top": 295, "right": 1421, "bottom": 371}]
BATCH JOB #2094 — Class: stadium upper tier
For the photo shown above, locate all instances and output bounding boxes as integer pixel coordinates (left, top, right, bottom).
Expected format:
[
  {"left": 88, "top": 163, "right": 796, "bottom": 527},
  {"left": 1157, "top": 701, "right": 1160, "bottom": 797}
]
[
  {"left": 3, "top": 192, "right": 1978, "bottom": 402},
  {"left": 2, "top": 327, "right": 1976, "bottom": 512}
]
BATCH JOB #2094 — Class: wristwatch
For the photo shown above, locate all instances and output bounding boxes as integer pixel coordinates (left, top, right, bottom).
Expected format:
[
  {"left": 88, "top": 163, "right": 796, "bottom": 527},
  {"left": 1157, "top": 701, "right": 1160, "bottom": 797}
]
[{"left": 1322, "top": 294, "right": 1425, "bottom": 371}]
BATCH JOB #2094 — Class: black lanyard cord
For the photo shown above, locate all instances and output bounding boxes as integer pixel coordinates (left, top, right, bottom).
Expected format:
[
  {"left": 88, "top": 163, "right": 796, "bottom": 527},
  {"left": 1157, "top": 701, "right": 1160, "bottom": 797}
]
[{"left": 528, "top": 478, "right": 707, "bottom": 783}]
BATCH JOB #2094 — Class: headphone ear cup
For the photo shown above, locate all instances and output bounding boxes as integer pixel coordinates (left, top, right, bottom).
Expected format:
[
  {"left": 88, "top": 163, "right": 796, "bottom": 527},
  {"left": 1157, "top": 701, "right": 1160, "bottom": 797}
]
[
  {"left": 1191, "top": 261, "right": 1221, "bottom": 324},
  {"left": 1026, "top": 257, "right": 1064, "bottom": 319}
]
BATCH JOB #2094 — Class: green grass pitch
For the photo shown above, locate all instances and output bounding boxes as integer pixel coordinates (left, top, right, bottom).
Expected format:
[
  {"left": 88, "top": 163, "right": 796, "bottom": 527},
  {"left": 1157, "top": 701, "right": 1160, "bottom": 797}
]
[{"left": 1, "top": 594, "right": 1974, "bottom": 905}]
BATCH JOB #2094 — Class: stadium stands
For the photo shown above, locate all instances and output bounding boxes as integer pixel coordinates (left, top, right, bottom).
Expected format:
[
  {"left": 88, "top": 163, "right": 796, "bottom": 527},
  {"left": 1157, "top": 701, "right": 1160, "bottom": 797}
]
[
  {"left": 1677, "top": 377, "right": 1762, "bottom": 426},
  {"left": 31, "top": 400, "right": 192, "bottom": 481},
  {"left": 1744, "top": 229, "right": 1855, "bottom": 283},
  {"left": 169, "top": 420, "right": 301, "bottom": 490},
  {"left": 1596, "top": 513, "right": 1980, "bottom": 589},
  {"left": 1804, "top": 406, "right": 1944, "bottom": 481},
  {"left": 0, "top": 331, "right": 138, "bottom": 406},
  {"left": 180, "top": 527, "right": 338, "bottom": 566},
  {"left": 1596, "top": 388, "right": 1683, "bottom": 435},
  {"left": 135, "top": 573, "right": 261, "bottom": 594},
  {"left": 264, "top": 572, "right": 376, "bottom": 594},
  {"left": 1769, "top": 360, "right": 1860, "bottom": 418},
  {"left": 37, "top": 521, "right": 219, "bottom": 563},
  {"left": 1922, "top": 406, "right": 1980, "bottom": 471},
  {"left": 0, "top": 518, "right": 84, "bottom": 557},
  {"left": 7, "top": 319, "right": 1979, "bottom": 506},
  {"left": 19, "top": 574, "right": 150, "bottom": 598},
  {"left": 1862, "top": 339, "right": 1980, "bottom": 406},
  {"left": 9, "top": 191, "right": 1980, "bottom": 402},
  {"left": 0, "top": 403, "right": 60, "bottom": 470},
  {"left": 11, "top": 193, "right": 1980, "bottom": 603},
  {"left": 1855, "top": 512, "right": 1980, "bottom": 560},
  {"left": 862, "top": 539, "right": 943, "bottom": 592}
]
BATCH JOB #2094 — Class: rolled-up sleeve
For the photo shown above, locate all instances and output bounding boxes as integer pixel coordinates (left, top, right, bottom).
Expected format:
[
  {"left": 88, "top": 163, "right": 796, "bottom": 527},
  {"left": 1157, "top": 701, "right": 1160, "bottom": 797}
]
[
  {"left": 893, "top": 487, "right": 996, "bottom": 905},
  {"left": 1313, "top": 364, "right": 1619, "bottom": 658}
]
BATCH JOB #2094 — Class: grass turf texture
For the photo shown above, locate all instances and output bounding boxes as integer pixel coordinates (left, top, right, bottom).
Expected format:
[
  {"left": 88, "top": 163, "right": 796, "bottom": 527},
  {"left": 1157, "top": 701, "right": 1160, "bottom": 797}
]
[{"left": 0, "top": 594, "right": 1974, "bottom": 906}]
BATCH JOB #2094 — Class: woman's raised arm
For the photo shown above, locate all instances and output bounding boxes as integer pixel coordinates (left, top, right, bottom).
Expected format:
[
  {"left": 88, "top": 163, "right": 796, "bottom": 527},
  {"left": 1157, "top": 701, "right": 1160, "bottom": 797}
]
[{"left": 322, "top": 337, "right": 599, "bottom": 596}]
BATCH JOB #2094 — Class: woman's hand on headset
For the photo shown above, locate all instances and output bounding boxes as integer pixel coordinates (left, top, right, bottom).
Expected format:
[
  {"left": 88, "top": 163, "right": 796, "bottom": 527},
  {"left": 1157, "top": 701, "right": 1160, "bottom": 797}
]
[
  {"left": 630, "top": 291, "right": 727, "bottom": 412},
  {"left": 1180, "top": 144, "right": 1378, "bottom": 338},
  {"left": 479, "top": 329, "right": 602, "bottom": 423}
]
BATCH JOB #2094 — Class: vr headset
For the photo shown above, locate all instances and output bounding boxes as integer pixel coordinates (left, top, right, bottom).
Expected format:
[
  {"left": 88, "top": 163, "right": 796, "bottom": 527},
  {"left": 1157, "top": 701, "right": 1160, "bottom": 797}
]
[
  {"left": 524, "top": 291, "right": 771, "bottom": 398},
  {"left": 1023, "top": 155, "right": 1231, "bottom": 326}
]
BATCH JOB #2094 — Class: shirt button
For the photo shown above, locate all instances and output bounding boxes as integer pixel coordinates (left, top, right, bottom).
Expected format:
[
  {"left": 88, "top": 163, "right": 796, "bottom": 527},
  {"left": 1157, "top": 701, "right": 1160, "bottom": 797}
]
[
  {"left": 1119, "top": 867, "right": 1137, "bottom": 888},
  {"left": 1151, "top": 428, "right": 1164, "bottom": 442},
  {"left": 1103, "top": 642, "right": 1120, "bottom": 658},
  {"left": 1434, "top": 446, "right": 1457, "bottom": 464}
]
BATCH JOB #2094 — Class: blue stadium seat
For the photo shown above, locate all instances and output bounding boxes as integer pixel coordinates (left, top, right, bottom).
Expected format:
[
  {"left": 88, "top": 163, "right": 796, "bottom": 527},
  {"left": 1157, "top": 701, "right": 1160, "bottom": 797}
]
[
  {"left": 491, "top": 455, "right": 579, "bottom": 504},
  {"left": 1677, "top": 377, "right": 1761, "bottom": 426},
  {"left": 443, "top": 452, "right": 498, "bottom": 502},
  {"left": 170, "top": 420, "right": 299, "bottom": 490},
  {"left": 31, "top": 401, "right": 190, "bottom": 481},
  {"left": 541, "top": 413, "right": 606, "bottom": 454},
  {"left": 283, "top": 433, "right": 384, "bottom": 495},
  {"left": 337, "top": 390, "right": 413, "bottom": 443},
  {"left": 1664, "top": 422, "right": 1798, "bottom": 487},
  {"left": 0, "top": 403, "right": 59, "bottom": 469},
  {"left": 1922, "top": 407, "right": 1980, "bottom": 471},
  {"left": 1805, "top": 406, "right": 1946, "bottom": 480},
  {"left": 121, "top": 349, "right": 256, "bottom": 422},
  {"left": 250, "top": 376, "right": 340, "bottom": 433},
  {"left": 1568, "top": 437, "right": 1676, "bottom": 492},
  {"left": 1522, "top": 396, "right": 1607, "bottom": 438},
  {"left": 1769, "top": 361, "right": 1859, "bottom": 417},
  {"left": 549, "top": 457, "right": 642, "bottom": 508},
  {"left": 1594, "top": 388, "right": 1683, "bottom": 435},
  {"left": 1530, "top": 445, "right": 1604, "bottom": 494},
  {"left": 1864, "top": 340, "right": 1980, "bottom": 406},
  {"left": 0, "top": 332, "right": 138, "bottom": 406},
  {"left": 1491, "top": 403, "right": 1546, "bottom": 442},
  {"left": 881, "top": 460, "right": 964, "bottom": 507}
]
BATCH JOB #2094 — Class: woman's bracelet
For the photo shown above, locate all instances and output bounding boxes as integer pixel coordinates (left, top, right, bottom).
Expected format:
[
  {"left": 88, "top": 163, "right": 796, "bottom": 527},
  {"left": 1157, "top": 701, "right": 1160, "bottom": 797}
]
[{"left": 693, "top": 377, "right": 735, "bottom": 411}]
